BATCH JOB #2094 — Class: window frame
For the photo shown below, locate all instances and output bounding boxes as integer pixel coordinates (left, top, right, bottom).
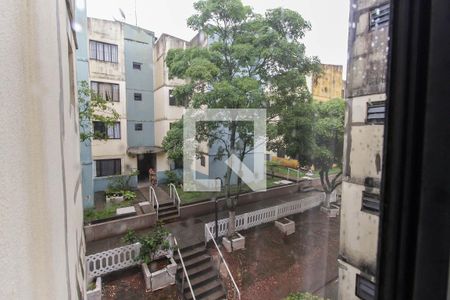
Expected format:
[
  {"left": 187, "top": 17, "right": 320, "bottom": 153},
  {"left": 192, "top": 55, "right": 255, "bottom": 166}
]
[
  {"left": 369, "top": 3, "right": 390, "bottom": 31},
  {"left": 89, "top": 40, "right": 118, "bottom": 63},
  {"left": 95, "top": 159, "right": 121, "bottom": 177},
  {"left": 132, "top": 62, "right": 142, "bottom": 70},
  {"left": 92, "top": 121, "right": 121, "bottom": 140},
  {"left": 91, "top": 81, "right": 120, "bottom": 102},
  {"left": 134, "top": 92, "right": 142, "bottom": 101},
  {"left": 200, "top": 154, "right": 206, "bottom": 167},
  {"left": 169, "top": 89, "right": 177, "bottom": 106},
  {"left": 366, "top": 101, "right": 386, "bottom": 124},
  {"left": 361, "top": 191, "right": 380, "bottom": 214},
  {"left": 134, "top": 123, "right": 143, "bottom": 131},
  {"left": 356, "top": 274, "right": 376, "bottom": 300}
]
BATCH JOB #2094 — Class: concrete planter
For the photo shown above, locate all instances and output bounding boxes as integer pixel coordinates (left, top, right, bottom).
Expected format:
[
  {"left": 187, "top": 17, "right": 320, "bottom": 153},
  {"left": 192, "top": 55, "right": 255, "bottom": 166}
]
[
  {"left": 141, "top": 256, "right": 177, "bottom": 291},
  {"left": 222, "top": 232, "right": 245, "bottom": 252},
  {"left": 320, "top": 204, "right": 340, "bottom": 218},
  {"left": 86, "top": 277, "right": 102, "bottom": 300},
  {"left": 106, "top": 194, "right": 124, "bottom": 204},
  {"left": 275, "top": 217, "right": 295, "bottom": 236}
]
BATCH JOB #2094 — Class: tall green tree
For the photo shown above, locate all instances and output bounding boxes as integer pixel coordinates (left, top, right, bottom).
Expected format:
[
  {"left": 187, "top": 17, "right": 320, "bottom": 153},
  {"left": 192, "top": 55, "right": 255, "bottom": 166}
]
[
  {"left": 280, "top": 98, "right": 345, "bottom": 207},
  {"left": 78, "top": 80, "right": 120, "bottom": 142},
  {"left": 165, "top": 0, "right": 320, "bottom": 237}
]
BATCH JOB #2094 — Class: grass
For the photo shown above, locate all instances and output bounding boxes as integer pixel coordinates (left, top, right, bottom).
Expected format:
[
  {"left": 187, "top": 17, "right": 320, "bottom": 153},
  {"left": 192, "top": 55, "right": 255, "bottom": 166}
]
[
  {"left": 267, "top": 163, "right": 341, "bottom": 179},
  {"left": 83, "top": 198, "right": 136, "bottom": 223},
  {"left": 174, "top": 175, "right": 290, "bottom": 205}
]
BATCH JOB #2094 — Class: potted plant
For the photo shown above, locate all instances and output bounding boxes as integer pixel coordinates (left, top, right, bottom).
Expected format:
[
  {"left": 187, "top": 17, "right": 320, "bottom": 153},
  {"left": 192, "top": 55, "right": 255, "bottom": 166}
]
[
  {"left": 86, "top": 277, "right": 101, "bottom": 300},
  {"left": 222, "top": 232, "right": 245, "bottom": 252},
  {"left": 105, "top": 189, "right": 124, "bottom": 204},
  {"left": 275, "top": 217, "right": 295, "bottom": 236},
  {"left": 123, "top": 222, "right": 177, "bottom": 291}
]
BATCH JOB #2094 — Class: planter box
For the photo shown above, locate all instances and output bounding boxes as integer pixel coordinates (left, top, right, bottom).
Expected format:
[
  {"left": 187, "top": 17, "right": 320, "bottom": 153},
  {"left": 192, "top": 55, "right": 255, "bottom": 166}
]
[
  {"left": 222, "top": 232, "right": 245, "bottom": 252},
  {"left": 86, "top": 277, "right": 101, "bottom": 300},
  {"left": 141, "top": 256, "right": 177, "bottom": 291},
  {"left": 275, "top": 218, "right": 295, "bottom": 236},
  {"left": 320, "top": 204, "right": 340, "bottom": 218},
  {"left": 106, "top": 195, "right": 124, "bottom": 204}
]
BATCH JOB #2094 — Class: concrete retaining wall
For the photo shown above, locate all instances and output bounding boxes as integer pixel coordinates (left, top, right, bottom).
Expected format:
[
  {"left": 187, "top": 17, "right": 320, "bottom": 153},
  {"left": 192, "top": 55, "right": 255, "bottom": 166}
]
[{"left": 84, "top": 211, "right": 156, "bottom": 242}]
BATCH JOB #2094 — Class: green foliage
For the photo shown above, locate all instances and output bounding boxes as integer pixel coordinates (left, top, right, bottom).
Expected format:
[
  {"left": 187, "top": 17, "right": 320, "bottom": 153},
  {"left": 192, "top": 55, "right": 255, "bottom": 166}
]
[
  {"left": 165, "top": 0, "right": 320, "bottom": 223},
  {"left": 78, "top": 80, "right": 120, "bottom": 142},
  {"left": 284, "top": 292, "right": 326, "bottom": 300},
  {"left": 123, "top": 222, "right": 171, "bottom": 264},
  {"left": 106, "top": 170, "right": 139, "bottom": 192},
  {"left": 162, "top": 119, "right": 184, "bottom": 163},
  {"left": 165, "top": 170, "right": 182, "bottom": 186}
]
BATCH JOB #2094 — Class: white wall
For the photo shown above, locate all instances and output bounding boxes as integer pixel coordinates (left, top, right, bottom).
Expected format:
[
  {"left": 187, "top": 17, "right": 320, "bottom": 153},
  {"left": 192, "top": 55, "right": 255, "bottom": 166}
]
[{"left": 0, "top": 0, "right": 85, "bottom": 298}]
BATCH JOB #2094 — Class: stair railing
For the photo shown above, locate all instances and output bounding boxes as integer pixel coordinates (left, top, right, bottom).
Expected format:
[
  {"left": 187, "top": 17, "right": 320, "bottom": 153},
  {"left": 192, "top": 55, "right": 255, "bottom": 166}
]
[
  {"left": 150, "top": 185, "right": 159, "bottom": 219},
  {"left": 169, "top": 183, "right": 181, "bottom": 216},
  {"left": 174, "top": 237, "right": 196, "bottom": 300},
  {"left": 287, "top": 167, "right": 301, "bottom": 181},
  {"left": 205, "top": 225, "right": 241, "bottom": 300}
]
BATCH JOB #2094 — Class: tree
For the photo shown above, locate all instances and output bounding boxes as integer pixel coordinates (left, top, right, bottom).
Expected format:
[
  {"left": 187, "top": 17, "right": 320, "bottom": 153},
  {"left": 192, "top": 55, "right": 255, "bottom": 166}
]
[
  {"left": 281, "top": 98, "right": 345, "bottom": 207},
  {"left": 78, "top": 80, "right": 120, "bottom": 142},
  {"left": 165, "top": 0, "right": 320, "bottom": 238},
  {"left": 162, "top": 119, "right": 184, "bottom": 165}
]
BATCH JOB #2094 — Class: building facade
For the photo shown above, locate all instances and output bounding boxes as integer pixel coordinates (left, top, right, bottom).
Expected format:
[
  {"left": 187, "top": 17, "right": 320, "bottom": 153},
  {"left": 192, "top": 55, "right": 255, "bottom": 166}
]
[
  {"left": 338, "top": 1, "right": 390, "bottom": 299},
  {"left": 0, "top": 0, "right": 86, "bottom": 298},
  {"left": 87, "top": 18, "right": 156, "bottom": 194},
  {"left": 311, "top": 64, "right": 344, "bottom": 101}
]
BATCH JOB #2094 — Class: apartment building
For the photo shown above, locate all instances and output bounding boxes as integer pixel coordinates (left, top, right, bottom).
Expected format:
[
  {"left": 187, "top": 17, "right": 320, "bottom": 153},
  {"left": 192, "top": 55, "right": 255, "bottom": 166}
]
[
  {"left": 338, "top": 1, "right": 390, "bottom": 299},
  {"left": 153, "top": 32, "right": 209, "bottom": 181},
  {"left": 0, "top": 0, "right": 86, "bottom": 298},
  {"left": 311, "top": 64, "right": 344, "bottom": 101},
  {"left": 87, "top": 18, "right": 156, "bottom": 194}
]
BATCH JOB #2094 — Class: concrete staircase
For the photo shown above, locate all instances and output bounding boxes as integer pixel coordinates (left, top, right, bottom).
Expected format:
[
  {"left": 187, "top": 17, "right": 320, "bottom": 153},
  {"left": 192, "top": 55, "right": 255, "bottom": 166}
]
[
  {"left": 174, "top": 242, "right": 227, "bottom": 300},
  {"left": 158, "top": 202, "right": 179, "bottom": 222}
]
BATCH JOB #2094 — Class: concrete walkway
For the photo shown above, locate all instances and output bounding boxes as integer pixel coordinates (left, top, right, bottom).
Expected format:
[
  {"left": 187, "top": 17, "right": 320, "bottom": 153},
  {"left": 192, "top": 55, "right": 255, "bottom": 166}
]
[{"left": 86, "top": 190, "right": 322, "bottom": 254}]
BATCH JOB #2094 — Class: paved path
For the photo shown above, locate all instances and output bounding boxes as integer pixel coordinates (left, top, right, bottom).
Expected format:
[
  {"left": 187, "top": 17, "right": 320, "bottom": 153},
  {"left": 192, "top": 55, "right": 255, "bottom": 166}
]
[{"left": 86, "top": 190, "right": 322, "bottom": 254}]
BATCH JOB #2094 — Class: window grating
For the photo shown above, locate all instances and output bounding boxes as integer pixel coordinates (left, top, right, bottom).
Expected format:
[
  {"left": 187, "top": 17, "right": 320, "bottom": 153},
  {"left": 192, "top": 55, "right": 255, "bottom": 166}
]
[
  {"left": 367, "top": 101, "right": 385, "bottom": 123},
  {"left": 356, "top": 274, "right": 376, "bottom": 300},
  {"left": 135, "top": 123, "right": 143, "bottom": 131},
  {"left": 89, "top": 40, "right": 118, "bottom": 63},
  {"left": 134, "top": 93, "right": 142, "bottom": 101},
  {"left": 362, "top": 191, "right": 380, "bottom": 213},
  {"left": 369, "top": 4, "right": 390, "bottom": 31}
]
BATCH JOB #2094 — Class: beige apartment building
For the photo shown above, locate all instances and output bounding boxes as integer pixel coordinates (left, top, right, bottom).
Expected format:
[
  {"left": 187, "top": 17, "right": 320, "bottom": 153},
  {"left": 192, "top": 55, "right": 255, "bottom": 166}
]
[
  {"left": 0, "top": 0, "right": 86, "bottom": 298},
  {"left": 339, "top": 1, "right": 390, "bottom": 299},
  {"left": 311, "top": 64, "right": 344, "bottom": 101}
]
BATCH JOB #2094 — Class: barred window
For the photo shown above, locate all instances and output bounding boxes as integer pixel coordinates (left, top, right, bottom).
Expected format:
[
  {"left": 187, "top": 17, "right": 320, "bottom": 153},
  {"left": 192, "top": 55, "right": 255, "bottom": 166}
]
[
  {"left": 361, "top": 191, "right": 380, "bottom": 213},
  {"left": 369, "top": 3, "right": 390, "bottom": 31},
  {"left": 169, "top": 89, "right": 176, "bottom": 106},
  {"left": 95, "top": 159, "right": 121, "bottom": 177},
  {"left": 356, "top": 274, "right": 376, "bottom": 300},
  {"left": 367, "top": 101, "right": 385, "bottom": 123},
  {"left": 89, "top": 40, "right": 118, "bottom": 63},
  {"left": 91, "top": 81, "right": 119, "bottom": 102}
]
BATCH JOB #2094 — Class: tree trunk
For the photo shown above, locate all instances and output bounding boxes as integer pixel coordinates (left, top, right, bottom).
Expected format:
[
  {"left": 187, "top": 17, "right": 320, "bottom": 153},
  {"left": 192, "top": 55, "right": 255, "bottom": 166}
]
[
  {"left": 324, "top": 192, "right": 331, "bottom": 208},
  {"left": 226, "top": 122, "right": 237, "bottom": 237},
  {"left": 228, "top": 210, "right": 236, "bottom": 239}
]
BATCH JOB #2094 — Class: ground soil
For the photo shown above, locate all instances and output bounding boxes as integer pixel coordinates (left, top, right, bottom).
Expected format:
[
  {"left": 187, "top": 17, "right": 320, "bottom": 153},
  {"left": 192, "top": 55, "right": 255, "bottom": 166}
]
[
  {"left": 214, "top": 207, "right": 340, "bottom": 300},
  {"left": 102, "top": 267, "right": 179, "bottom": 300}
]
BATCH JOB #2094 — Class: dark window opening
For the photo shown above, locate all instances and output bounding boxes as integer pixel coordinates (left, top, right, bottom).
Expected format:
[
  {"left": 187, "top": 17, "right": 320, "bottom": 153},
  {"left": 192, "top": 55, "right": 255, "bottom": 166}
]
[
  {"left": 95, "top": 159, "right": 121, "bottom": 177},
  {"left": 200, "top": 155, "right": 206, "bottom": 167},
  {"left": 362, "top": 191, "right": 380, "bottom": 213},
  {"left": 367, "top": 101, "right": 385, "bottom": 124},
  {"left": 169, "top": 90, "right": 176, "bottom": 106},
  {"left": 89, "top": 40, "right": 118, "bottom": 63},
  {"left": 133, "top": 62, "right": 142, "bottom": 70},
  {"left": 135, "top": 123, "right": 143, "bottom": 131},
  {"left": 369, "top": 3, "right": 390, "bottom": 31},
  {"left": 91, "top": 81, "right": 119, "bottom": 102},
  {"left": 93, "top": 121, "right": 121, "bottom": 139},
  {"left": 134, "top": 93, "right": 142, "bottom": 101},
  {"left": 356, "top": 274, "right": 376, "bottom": 300}
]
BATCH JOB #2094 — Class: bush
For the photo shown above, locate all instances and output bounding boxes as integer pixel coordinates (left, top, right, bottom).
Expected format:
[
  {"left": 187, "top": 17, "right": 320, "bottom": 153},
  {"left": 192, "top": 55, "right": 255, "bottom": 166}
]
[
  {"left": 165, "top": 170, "right": 181, "bottom": 186},
  {"left": 284, "top": 292, "right": 326, "bottom": 300}
]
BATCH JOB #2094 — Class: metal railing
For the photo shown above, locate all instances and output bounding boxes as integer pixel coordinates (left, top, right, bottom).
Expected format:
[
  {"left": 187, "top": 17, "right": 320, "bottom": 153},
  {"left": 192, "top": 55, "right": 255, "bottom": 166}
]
[
  {"left": 169, "top": 183, "right": 181, "bottom": 216},
  {"left": 205, "top": 225, "right": 241, "bottom": 300},
  {"left": 174, "top": 237, "right": 196, "bottom": 300},
  {"left": 287, "top": 167, "right": 301, "bottom": 181},
  {"left": 150, "top": 185, "right": 159, "bottom": 219}
]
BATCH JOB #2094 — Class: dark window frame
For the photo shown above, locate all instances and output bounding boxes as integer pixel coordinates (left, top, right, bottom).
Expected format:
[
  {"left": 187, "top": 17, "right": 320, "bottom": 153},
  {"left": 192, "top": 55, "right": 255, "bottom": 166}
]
[
  {"left": 361, "top": 191, "right": 380, "bottom": 214},
  {"left": 367, "top": 101, "right": 386, "bottom": 124},
  {"left": 169, "top": 89, "right": 177, "bottom": 106},
  {"left": 92, "top": 121, "right": 121, "bottom": 139},
  {"left": 95, "top": 159, "right": 121, "bottom": 177},
  {"left": 356, "top": 274, "right": 376, "bottom": 300},
  {"left": 200, "top": 155, "right": 206, "bottom": 167},
  {"left": 135, "top": 123, "right": 143, "bottom": 131},
  {"left": 91, "top": 81, "right": 120, "bottom": 102},
  {"left": 132, "top": 62, "right": 142, "bottom": 70},
  {"left": 89, "top": 40, "right": 118, "bottom": 63},
  {"left": 134, "top": 93, "right": 142, "bottom": 101},
  {"left": 369, "top": 3, "right": 390, "bottom": 31}
]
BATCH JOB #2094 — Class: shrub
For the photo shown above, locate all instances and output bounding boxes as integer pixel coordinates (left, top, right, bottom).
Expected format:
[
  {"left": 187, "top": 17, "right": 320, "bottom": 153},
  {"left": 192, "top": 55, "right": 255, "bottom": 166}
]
[
  {"left": 165, "top": 170, "right": 181, "bottom": 186},
  {"left": 284, "top": 292, "right": 326, "bottom": 300}
]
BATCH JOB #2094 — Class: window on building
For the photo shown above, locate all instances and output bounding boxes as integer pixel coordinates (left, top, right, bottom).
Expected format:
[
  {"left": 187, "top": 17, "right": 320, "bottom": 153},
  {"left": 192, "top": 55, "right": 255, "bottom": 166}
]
[
  {"left": 133, "top": 62, "right": 142, "bottom": 70},
  {"left": 91, "top": 81, "right": 119, "bottom": 102},
  {"left": 355, "top": 274, "right": 376, "bottom": 300},
  {"left": 367, "top": 101, "right": 385, "bottom": 123},
  {"left": 89, "top": 40, "right": 118, "bottom": 63},
  {"left": 169, "top": 122, "right": 174, "bottom": 129},
  {"left": 134, "top": 93, "right": 142, "bottom": 101},
  {"left": 93, "top": 121, "right": 121, "bottom": 139},
  {"left": 369, "top": 3, "right": 390, "bottom": 31},
  {"left": 135, "top": 123, "right": 143, "bottom": 131},
  {"left": 200, "top": 154, "right": 206, "bottom": 167},
  {"left": 95, "top": 159, "right": 121, "bottom": 177},
  {"left": 361, "top": 191, "right": 380, "bottom": 213},
  {"left": 169, "top": 90, "right": 177, "bottom": 106}
]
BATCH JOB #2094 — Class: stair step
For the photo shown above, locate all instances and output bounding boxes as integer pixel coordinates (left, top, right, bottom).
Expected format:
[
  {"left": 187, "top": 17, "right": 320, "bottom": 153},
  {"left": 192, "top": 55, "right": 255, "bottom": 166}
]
[
  {"left": 158, "top": 210, "right": 178, "bottom": 217},
  {"left": 181, "top": 270, "right": 218, "bottom": 290},
  {"left": 185, "top": 280, "right": 222, "bottom": 300},
  {"left": 179, "top": 241, "right": 205, "bottom": 253},
  {"left": 199, "top": 288, "right": 227, "bottom": 300},
  {"left": 179, "top": 254, "right": 210, "bottom": 270},
  {"left": 157, "top": 202, "right": 174, "bottom": 208},
  {"left": 174, "top": 247, "right": 207, "bottom": 262},
  {"left": 158, "top": 205, "right": 177, "bottom": 213},
  {"left": 179, "top": 261, "right": 213, "bottom": 279}
]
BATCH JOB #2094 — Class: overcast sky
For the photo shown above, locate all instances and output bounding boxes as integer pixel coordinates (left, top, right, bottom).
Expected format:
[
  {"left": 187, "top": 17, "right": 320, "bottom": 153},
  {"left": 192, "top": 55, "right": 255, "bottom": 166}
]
[{"left": 85, "top": 0, "right": 350, "bottom": 77}]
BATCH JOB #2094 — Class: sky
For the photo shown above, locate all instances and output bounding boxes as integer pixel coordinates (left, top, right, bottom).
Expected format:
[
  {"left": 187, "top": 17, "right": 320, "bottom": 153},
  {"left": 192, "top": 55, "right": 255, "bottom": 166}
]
[{"left": 85, "top": 0, "right": 350, "bottom": 78}]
